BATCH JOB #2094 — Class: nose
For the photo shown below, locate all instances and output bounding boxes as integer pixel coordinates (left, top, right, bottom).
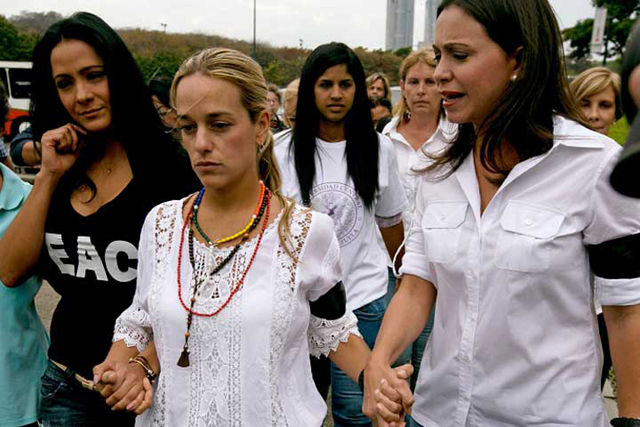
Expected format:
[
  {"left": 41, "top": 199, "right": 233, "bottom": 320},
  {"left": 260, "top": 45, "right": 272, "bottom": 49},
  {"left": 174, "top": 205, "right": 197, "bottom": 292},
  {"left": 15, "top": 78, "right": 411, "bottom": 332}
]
[
  {"left": 586, "top": 104, "right": 601, "bottom": 123},
  {"left": 75, "top": 80, "right": 94, "bottom": 104},
  {"left": 434, "top": 59, "right": 451, "bottom": 86},
  {"left": 194, "top": 126, "right": 212, "bottom": 152},
  {"left": 330, "top": 84, "right": 342, "bottom": 100}
]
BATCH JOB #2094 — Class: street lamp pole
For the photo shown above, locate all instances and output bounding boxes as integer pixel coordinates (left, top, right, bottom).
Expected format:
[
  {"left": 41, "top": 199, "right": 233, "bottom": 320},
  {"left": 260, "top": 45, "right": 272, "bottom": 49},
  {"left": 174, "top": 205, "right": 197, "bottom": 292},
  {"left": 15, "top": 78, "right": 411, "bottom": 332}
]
[{"left": 252, "top": 0, "right": 257, "bottom": 59}]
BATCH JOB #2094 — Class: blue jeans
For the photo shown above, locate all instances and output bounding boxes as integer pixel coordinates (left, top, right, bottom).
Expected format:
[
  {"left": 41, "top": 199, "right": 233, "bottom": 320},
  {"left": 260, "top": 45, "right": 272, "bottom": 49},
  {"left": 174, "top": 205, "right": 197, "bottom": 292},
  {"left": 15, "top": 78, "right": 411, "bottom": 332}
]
[
  {"left": 409, "top": 418, "right": 424, "bottom": 427},
  {"left": 39, "top": 360, "right": 136, "bottom": 427},
  {"left": 331, "top": 295, "right": 387, "bottom": 426}
]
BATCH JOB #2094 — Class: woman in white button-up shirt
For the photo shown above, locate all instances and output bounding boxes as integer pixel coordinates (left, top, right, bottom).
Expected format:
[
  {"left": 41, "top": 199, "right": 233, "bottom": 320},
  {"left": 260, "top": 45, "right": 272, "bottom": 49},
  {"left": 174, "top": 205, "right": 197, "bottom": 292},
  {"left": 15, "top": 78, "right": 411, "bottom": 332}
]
[{"left": 364, "top": 1, "right": 640, "bottom": 426}]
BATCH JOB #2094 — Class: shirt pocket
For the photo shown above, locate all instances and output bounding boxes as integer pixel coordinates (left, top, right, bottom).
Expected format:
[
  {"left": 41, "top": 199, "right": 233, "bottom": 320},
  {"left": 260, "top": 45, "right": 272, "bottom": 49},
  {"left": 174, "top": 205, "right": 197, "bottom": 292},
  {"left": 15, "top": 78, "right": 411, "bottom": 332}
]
[
  {"left": 421, "top": 201, "right": 468, "bottom": 264},
  {"left": 495, "top": 201, "right": 565, "bottom": 273}
]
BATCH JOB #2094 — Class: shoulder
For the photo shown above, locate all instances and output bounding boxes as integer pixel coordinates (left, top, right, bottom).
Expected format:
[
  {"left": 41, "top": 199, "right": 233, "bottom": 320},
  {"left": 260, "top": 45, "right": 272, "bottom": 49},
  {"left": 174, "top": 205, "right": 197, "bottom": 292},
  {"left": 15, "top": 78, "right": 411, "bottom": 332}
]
[
  {"left": 144, "top": 197, "right": 190, "bottom": 231},
  {"left": 381, "top": 116, "right": 401, "bottom": 137},
  {"left": 553, "top": 116, "right": 621, "bottom": 170}
]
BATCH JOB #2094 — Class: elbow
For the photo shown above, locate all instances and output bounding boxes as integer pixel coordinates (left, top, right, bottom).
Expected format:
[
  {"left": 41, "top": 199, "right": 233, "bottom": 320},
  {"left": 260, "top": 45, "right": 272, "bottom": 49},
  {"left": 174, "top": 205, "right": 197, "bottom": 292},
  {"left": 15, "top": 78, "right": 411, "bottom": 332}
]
[{"left": 0, "top": 270, "right": 22, "bottom": 288}]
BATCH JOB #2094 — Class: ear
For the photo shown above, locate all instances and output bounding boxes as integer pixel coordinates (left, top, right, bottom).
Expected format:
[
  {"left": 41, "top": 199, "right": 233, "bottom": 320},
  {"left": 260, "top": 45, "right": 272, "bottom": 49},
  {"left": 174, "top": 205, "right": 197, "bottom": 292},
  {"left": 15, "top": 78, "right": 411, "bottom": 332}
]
[
  {"left": 255, "top": 109, "right": 270, "bottom": 147},
  {"left": 508, "top": 46, "right": 524, "bottom": 77},
  {"left": 399, "top": 79, "right": 406, "bottom": 94}
]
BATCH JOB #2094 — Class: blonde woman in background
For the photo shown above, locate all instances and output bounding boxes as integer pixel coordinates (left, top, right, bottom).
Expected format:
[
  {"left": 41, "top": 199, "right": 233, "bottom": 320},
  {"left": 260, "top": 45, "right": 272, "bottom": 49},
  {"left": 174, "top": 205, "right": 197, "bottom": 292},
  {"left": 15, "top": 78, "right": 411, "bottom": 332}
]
[
  {"left": 367, "top": 72, "right": 392, "bottom": 101},
  {"left": 571, "top": 66, "right": 622, "bottom": 136}
]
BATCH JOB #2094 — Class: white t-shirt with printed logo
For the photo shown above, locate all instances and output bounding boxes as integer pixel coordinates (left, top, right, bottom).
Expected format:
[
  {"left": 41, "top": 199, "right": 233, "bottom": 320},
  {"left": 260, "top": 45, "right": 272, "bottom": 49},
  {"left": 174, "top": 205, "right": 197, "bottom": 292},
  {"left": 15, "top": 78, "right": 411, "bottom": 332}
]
[{"left": 275, "top": 133, "right": 406, "bottom": 310}]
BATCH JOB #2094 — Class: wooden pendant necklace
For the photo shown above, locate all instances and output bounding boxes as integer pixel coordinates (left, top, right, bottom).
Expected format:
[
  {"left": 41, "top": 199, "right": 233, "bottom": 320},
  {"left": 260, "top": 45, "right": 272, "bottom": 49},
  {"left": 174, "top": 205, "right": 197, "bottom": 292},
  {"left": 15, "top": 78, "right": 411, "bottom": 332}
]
[{"left": 176, "top": 187, "right": 271, "bottom": 367}]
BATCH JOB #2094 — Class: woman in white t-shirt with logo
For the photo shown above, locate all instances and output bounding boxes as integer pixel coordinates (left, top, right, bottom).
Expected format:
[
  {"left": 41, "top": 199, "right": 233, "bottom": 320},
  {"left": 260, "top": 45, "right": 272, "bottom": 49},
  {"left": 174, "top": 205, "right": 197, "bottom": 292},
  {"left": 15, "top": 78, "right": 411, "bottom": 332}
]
[{"left": 275, "top": 42, "right": 407, "bottom": 426}]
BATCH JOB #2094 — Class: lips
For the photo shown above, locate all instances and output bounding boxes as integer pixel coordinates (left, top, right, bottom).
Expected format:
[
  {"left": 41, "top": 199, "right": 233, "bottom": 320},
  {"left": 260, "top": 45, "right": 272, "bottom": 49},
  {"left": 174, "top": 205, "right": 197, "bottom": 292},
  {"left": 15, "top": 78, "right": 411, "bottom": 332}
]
[
  {"left": 440, "top": 90, "right": 465, "bottom": 108},
  {"left": 79, "top": 107, "right": 104, "bottom": 117},
  {"left": 194, "top": 160, "right": 222, "bottom": 170}
]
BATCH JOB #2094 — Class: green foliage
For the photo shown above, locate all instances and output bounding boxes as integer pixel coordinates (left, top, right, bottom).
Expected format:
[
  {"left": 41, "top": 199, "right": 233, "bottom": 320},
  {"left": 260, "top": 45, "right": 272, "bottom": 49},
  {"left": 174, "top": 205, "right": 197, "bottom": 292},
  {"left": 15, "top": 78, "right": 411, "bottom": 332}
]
[
  {"left": 0, "top": 15, "right": 39, "bottom": 61},
  {"left": 609, "top": 116, "right": 630, "bottom": 145},
  {"left": 394, "top": 47, "right": 412, "bottom": 58},
  {"left": 9, "top": 11, "right": 63, "bottom": 35}
]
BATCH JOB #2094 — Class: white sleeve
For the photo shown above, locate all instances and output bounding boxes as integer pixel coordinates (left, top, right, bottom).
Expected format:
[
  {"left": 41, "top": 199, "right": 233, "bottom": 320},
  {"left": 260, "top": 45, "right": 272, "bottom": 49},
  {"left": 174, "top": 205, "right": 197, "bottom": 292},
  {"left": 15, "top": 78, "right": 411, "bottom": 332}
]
[
  {"left": 375, "top": 135, "right": 407, "bottom": 218},
  {"left": 303, "top": 212, "right": 342, "bottom": 301},
  {"left": 399, "top": 177, "right": 435, "bottom": 285},
  {"left": 584, "top": 146, "right": 640, "bottom": 306},
  {"left": 308, "top": 311, "right": 361, "bottom": 358},
  {"left": 112, "top": 208, "right": 156, "bottom": 352}
]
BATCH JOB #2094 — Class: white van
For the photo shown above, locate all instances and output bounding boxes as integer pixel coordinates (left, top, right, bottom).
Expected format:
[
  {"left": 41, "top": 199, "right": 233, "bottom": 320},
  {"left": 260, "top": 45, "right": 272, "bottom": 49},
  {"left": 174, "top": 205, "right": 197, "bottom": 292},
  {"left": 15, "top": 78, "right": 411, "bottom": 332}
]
[{"left": 0, "top": 61, "right": 33, "bottom": 139}]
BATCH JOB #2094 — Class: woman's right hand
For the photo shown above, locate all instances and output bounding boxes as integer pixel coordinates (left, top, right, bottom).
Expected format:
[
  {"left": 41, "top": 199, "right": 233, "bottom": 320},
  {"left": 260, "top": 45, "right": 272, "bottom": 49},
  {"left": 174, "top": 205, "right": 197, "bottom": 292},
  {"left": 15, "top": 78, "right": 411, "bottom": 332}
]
[
  {"left": 39, "top": 123, "right": 87, "bottom": 177},
  {"left": 363, "top": 358, "right": 415, "bottom": 426}
]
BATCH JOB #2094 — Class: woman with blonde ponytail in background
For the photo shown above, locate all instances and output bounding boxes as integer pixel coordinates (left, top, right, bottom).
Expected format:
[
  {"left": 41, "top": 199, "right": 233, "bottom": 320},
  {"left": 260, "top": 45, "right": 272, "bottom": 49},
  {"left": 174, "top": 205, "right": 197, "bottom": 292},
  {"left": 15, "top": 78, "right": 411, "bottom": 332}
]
[{"left": 96, "top": 47, "right": 411, "bottom": 426}]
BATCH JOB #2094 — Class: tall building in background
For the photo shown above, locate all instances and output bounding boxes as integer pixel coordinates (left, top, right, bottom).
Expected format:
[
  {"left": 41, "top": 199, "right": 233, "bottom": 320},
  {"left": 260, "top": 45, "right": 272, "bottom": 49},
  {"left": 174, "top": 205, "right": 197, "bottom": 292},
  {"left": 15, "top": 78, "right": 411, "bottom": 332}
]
[
  {"left": 386, "top": 0, "right": 414, "bottom": 51},
  {"left": 423, "top": 0, "right": 441, "bottom": 48}
]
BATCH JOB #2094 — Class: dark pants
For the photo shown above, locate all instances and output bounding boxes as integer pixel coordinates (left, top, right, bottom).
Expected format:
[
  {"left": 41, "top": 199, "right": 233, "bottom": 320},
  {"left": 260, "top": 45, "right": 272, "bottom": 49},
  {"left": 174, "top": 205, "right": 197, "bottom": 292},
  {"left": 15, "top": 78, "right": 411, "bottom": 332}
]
[{"left": 39, "top": 360, "right": 136, "bottom": 427}]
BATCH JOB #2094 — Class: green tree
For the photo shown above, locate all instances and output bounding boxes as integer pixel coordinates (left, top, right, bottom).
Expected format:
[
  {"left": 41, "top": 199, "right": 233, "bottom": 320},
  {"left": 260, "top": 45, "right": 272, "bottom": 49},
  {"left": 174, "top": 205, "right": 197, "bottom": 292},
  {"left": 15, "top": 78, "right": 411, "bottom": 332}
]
[
  {"left": 394, "top": 47, "right": 412, "bottom": 58},
  {"left": 563, "top": 0, "right": 640, "bottom": 62},
  {"left": 0, "top": 15, "right": 37, "bottom": 61}
]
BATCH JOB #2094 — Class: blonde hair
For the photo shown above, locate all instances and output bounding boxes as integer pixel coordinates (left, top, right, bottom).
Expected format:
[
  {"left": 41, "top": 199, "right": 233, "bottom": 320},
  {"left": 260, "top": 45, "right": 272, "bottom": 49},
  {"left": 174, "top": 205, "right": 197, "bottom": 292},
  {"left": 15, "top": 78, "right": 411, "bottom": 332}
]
[
  {"left": 393, "top": 49, "right": 439, "bottom": 121},
  {"left": 570, "top": 67, "right": 622, "bottom": 120},
  {"left": 171, "top": 47, "right": 295, "bottom": 255},
  {"left": 282, "top": 78, "right": 299, "bottom": 127},
  {"left": 366, "top": 72, "right": 391, "bottom": 101}
]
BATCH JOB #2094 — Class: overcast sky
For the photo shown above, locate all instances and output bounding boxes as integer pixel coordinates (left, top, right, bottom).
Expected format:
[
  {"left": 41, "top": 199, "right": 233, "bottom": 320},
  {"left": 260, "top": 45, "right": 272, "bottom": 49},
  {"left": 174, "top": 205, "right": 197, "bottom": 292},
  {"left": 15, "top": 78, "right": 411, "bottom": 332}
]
[{"left": 2, "top": 0, "right": 595, "bottom": 50}]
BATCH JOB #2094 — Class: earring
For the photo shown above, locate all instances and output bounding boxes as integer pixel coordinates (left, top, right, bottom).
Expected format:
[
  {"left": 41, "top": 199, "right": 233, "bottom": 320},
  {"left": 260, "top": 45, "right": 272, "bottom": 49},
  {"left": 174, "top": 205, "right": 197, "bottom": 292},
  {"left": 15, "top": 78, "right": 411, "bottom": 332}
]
[{"left": 510, "top": 74, "right": 518, "bottom": 82}]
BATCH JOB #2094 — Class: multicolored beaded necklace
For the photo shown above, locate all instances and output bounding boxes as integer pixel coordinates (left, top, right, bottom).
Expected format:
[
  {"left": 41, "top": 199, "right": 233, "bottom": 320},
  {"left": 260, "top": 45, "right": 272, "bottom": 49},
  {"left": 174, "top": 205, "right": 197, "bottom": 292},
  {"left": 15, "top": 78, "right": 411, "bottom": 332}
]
[{"left": 176, "top": 184, "right": 271, "bottom": 367}]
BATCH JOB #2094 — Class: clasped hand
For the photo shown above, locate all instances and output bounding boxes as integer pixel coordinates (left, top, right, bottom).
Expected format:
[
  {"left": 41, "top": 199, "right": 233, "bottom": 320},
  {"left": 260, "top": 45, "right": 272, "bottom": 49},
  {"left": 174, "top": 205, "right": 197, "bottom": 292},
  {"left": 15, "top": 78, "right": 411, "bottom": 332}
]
[
  {"left": 363, "top": 362, "right": 416, "bottom": 427},
  {"left": 92, "top": 359, "right": 153, "bottom": 414}
]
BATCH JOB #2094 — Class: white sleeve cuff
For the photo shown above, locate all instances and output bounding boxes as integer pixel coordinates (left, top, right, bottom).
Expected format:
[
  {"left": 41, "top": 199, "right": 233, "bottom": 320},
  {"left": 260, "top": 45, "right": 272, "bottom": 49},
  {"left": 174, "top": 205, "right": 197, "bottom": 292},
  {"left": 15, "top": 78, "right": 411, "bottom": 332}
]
[
  {"left": 308, "top": 310, "right": 362, "bottom": 358},
  {"left": 112, "top": 301, "right": 153, "bottom": 352},
  {"left": 399, "top": 252, "right": 435, "bottom": 285},
  {"left": 596, "top": 275, "right": 640, "bottom": 306}
]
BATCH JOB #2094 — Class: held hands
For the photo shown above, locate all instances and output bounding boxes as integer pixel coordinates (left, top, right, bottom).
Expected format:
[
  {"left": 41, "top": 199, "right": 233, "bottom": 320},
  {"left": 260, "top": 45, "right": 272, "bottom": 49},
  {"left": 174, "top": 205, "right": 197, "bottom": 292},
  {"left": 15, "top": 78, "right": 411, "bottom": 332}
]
[
  {"left": 92, "top": 359, "right": 153, "bottom": 414},
  {"left": 363, "top": 362, "right": 415, "bottom": 427},
  {"left": 39, "top": 123, "right": 87, "bottom": 177}
]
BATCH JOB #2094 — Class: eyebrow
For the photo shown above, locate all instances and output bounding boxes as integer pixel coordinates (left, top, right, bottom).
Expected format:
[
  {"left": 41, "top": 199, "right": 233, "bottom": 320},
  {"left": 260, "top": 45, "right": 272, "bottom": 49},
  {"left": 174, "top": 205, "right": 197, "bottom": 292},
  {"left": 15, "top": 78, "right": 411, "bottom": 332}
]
[
  {"left": 53, "top": 64, "right": 104, "bottom": 79},
  {"left": 177, "top": 112, "right": 233, "bottom": 121}
]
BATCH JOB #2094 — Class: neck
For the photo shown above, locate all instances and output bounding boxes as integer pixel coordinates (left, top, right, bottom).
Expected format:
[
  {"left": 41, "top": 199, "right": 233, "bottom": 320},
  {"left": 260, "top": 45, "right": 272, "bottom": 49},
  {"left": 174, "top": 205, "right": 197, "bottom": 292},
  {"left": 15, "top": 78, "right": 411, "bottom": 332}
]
[
  {"left": 402, "top": 112, "right": 438, "bottom": 134},
  {"left": 317, "top": 119, "right": 346, "bottom": 142},
  {"left": 201, "top": 175, "right": 263, "bottom": 216}
]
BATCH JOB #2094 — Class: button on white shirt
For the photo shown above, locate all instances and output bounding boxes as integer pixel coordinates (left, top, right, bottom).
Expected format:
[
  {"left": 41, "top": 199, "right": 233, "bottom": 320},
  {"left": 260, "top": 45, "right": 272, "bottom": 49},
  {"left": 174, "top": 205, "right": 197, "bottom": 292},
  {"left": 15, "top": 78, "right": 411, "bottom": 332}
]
[{"left": 401, "top": 116, "right": 640, "bottom": 427}]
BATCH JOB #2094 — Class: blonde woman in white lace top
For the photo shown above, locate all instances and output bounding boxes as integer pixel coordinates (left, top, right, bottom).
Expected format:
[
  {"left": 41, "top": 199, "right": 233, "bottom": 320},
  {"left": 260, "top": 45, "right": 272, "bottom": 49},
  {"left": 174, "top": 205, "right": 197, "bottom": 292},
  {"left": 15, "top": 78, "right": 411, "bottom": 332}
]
[{"left": 92, "top": 48, "right": 413, "bottom": 426}]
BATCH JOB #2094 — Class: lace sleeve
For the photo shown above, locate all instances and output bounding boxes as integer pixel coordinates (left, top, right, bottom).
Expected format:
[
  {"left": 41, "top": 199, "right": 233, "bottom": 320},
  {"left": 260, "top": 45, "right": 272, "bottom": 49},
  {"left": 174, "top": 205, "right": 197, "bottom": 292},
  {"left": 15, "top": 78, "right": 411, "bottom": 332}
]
[
  {"left": 113, "top": 206, "right": 162, "bottom": 352},
  {"left": 308, "top": 310, "right": 362, "bottom": 358}
]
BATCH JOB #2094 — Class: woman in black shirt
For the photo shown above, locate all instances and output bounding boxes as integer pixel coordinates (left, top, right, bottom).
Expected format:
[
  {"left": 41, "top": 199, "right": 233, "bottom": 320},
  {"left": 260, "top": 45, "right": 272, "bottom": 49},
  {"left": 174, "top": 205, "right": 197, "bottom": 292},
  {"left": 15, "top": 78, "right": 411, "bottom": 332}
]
[{"left": 0, "top": 12, "right": 197, "bottom": 426}]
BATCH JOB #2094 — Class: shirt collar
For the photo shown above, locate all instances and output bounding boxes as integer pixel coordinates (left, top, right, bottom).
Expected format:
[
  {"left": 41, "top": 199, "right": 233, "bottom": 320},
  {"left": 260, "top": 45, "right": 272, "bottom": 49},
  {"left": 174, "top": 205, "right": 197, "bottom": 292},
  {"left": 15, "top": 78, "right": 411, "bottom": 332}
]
[
  {"left": 0, "top": 164, "right": 29, "bottom": 211},
  {"left": 382, "top": 116, "right": 457, "bottom": 149},
  {"left": 551, "top": 115, "right": 606, "bottom": 149}
]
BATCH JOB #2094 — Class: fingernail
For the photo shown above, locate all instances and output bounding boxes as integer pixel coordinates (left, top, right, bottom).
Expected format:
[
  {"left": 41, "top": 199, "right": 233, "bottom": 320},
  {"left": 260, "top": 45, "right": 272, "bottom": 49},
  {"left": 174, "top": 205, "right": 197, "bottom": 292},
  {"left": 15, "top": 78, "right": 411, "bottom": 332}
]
[
  {"left": 399, "top": 369, "right": 407, "bottom": 376},
  {"left": 374, "top": 389, "right": 380, "bottom": 396},
  {"left": 127, "top": 403, "right": 134, "bottom": 411},
  {"left": 380, "top": 379, "right": 387, "bottom": 385}
]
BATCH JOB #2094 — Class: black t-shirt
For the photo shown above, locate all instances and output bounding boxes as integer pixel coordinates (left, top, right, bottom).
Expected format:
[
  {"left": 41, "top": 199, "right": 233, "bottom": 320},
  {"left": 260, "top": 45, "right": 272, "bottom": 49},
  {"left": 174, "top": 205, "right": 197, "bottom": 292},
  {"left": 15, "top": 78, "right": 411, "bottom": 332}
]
[{"left": 41, "top": 160, "right": 198, "bottom": 378}]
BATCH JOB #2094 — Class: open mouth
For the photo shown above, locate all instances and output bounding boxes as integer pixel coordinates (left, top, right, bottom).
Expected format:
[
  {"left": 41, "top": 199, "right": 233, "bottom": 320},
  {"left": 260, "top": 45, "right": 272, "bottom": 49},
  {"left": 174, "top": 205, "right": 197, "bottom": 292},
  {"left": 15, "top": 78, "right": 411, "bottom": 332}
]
[{"left": 441, "top": 93, "right": 464, "bottom": 102}]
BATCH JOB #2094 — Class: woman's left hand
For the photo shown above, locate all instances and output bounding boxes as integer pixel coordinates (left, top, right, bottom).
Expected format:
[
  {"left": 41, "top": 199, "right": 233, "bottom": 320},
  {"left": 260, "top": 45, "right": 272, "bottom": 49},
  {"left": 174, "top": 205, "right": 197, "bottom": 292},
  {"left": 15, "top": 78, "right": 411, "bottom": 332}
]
[{"left": 93, "top": 359, "right": 147, "bottom": 411}]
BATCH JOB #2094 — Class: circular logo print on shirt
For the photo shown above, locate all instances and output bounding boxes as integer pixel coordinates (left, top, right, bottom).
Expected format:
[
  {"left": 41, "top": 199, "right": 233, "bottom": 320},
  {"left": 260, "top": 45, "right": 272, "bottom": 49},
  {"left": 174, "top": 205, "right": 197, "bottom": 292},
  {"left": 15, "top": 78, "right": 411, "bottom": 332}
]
[{"left": 311, "top": 182, "right": 364, "bottom": 247}]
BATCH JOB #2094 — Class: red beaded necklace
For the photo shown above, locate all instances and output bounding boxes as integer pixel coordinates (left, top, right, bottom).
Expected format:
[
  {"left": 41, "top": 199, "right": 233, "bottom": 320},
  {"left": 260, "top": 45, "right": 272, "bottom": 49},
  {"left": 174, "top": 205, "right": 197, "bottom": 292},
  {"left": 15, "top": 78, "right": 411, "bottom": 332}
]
[{"left": 176, "top": 190, "right": 271, "bottom": 367}]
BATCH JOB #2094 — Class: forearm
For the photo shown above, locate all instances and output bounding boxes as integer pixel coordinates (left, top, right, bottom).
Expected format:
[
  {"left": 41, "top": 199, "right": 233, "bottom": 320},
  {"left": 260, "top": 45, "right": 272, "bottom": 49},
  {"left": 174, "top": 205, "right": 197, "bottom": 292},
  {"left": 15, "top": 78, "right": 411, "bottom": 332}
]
[
  {"left": 106, "top": 340, "right": 159, "bottom": 373},
  {"left": 370, "top": 274, "right": 435, "bottom": 366},
  {"left": 21, "top": 141, "right": 42, "bottom": 166},
  {"left": 604, "top": 304, "right": 640, "bottom": 417},
  {"left": 0, "top": 170, "right": 60, "bottom": 287},
  {"left": 328, "top": 333, "right": 371, "bottom": 382}
]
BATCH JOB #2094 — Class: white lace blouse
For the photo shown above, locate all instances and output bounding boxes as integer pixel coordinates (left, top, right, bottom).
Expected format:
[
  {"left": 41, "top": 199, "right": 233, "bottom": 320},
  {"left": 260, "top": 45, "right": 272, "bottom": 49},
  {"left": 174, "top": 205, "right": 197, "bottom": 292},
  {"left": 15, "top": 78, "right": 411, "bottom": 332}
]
[{"left": 113, "top": 199, "right": 360, "bottom": 426}]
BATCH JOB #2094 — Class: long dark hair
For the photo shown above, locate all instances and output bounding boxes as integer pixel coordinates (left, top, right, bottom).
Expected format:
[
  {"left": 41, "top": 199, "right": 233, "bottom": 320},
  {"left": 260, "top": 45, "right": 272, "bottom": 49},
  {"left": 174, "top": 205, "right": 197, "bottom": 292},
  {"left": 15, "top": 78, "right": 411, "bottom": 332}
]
[
  {"left": 291, "top": 42, "right": 379, "bottom": 209},
  {"left": 30, "top": 12, "right": 187, "bottom": 195},
  {"left": 430, "top": 0, "right": 584, "bottom": 180}
]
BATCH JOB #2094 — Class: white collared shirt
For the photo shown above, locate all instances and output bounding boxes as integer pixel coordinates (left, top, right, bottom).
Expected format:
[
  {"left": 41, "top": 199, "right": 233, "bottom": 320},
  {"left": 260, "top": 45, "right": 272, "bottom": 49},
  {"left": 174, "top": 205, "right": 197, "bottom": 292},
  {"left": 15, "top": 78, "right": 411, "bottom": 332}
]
[
  {"left": 401, "top": 116, "right": 640, "bottom": 427},
  {"left": 382, "top": 116, "right": 456, "bottom": 234}
]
